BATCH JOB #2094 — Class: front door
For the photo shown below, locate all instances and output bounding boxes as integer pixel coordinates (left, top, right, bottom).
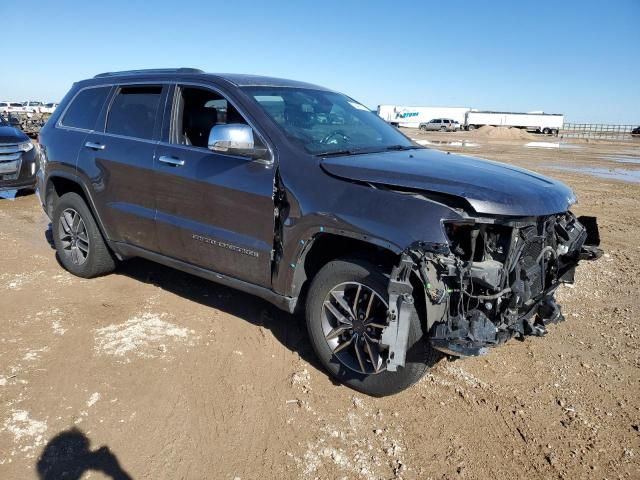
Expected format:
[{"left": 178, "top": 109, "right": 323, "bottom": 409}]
[{"left": 154, "top": 84, "right": 275, "bottom": 287}]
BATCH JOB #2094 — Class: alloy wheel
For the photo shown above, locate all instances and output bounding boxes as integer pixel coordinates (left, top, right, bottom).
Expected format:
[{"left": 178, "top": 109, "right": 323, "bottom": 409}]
[
  {"left": 58, "top": 208, "right": 90, "bottom": 265},
  {"left": 321, "top": 282, "right": 389, "bottom": 374}
]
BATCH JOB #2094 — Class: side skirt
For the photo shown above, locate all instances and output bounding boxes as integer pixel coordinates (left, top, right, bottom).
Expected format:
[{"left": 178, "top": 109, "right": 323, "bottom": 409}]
[{"left": 113, "top": 242, "right": 298, "bottom": 314}]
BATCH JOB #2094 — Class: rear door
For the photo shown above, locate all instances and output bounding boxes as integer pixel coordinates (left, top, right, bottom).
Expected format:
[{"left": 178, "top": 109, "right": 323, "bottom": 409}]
[
  {"left": 153, "top": 83, "right": 276, "bottom": 287},
  {"left": 44, "top": 85, "right": 112, "bottom": 205},
  {"left": 77, "top": 84, "right": 169, "bottom": 251}
]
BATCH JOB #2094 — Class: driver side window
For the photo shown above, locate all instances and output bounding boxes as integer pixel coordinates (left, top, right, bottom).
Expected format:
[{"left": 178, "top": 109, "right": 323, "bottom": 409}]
[{"left": 172, "top": 86, "right": 249, "bottom": 148}]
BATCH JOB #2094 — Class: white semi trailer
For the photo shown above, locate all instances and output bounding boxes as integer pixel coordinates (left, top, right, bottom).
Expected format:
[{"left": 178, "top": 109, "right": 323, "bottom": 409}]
[
  {"left": 377, "top": 105, "right": 471, "bottom": 128},
  {"left": 464, "top": 111, "right": 564, "bottom": 134}
]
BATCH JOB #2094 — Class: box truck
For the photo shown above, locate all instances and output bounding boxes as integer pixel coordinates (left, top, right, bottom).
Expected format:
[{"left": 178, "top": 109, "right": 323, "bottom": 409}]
[{"left": 377, "top": 105, "right": 471, "bottom": 128}]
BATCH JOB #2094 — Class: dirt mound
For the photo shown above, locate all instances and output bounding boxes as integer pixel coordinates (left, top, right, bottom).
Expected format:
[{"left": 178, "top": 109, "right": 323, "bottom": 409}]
[{"left": 468, "top": 125, "right": 536, "bottom": 140}]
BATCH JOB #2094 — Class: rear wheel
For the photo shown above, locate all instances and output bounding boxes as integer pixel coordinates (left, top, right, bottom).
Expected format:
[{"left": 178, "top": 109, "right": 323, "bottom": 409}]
[
  {"left": 467, "top": 124, "right": 476, "bottom": 131},
  {"left": 440, "top": 126, "right": 447, "bottom": 132},
  {"left": 52, "top": 192, "right": 115, "bottom": 278},
  {"left": 305, "top": 258, "right": 441, "bottom": 396},
  {"left": 542, "top": 128, "right": 550, "bottom": 135},
  {"left": 419, "top": 125, "right": 427, "bottom": 132}
]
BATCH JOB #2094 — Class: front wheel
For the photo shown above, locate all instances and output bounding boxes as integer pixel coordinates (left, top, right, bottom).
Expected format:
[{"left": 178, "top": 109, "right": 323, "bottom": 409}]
[{"left": 305, "top": 258, "right": 441, "bottom": 396}]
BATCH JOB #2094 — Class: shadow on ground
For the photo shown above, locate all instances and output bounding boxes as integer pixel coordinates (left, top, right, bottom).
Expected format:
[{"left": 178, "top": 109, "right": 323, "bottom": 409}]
[
  {"left": 0, "top": 188, "right": 34, "bottom": 201},
  {"left": 117, "top": 257, "right": 324, "bottom": 372},
  {"left": 43, "top": 224, "right": 334, "bottom": 381},
  {"left": 37, "top": 428, "right": 132, "bottom": 480}
]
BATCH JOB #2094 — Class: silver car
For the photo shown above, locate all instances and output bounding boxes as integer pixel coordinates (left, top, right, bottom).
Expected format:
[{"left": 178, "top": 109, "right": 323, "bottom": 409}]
[{"left": 419, "top": 118, "right": 460, "bottom": 132}]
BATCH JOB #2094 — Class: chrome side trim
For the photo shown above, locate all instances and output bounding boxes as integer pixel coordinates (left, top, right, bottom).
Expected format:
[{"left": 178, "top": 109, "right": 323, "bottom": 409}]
[
  {"left": 55, "top": 79, "right": 276, "bottom": 165},
  {"left": 56, "top": 81, "right": 170, "bottom": 133}
]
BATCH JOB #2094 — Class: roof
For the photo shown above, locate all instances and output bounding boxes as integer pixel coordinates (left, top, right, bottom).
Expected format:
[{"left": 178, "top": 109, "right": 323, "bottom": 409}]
[
  {"left": 88, "top": 68, "right": 329, "bottom": 91},
  {"left": 213, "top": 73, "right": 329, "bottom": 90}
]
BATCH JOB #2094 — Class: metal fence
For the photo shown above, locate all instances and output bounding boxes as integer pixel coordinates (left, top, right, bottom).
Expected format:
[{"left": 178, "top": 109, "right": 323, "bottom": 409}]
[{"left": 561, "top": 123, "right": 638, "bottom": 140}]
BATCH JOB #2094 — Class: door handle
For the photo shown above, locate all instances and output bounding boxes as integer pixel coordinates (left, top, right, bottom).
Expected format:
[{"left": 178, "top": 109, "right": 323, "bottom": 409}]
[
  {"left": 158, "top": 155, "right": 185, "bottom": 167},
  {"left": 84, "top": 141, "right": 106, "bottom": 150}
]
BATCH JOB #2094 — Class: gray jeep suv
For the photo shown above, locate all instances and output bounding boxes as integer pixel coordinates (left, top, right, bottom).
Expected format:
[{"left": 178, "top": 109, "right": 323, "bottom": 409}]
[{"left": 36, "top": 68, "right": 601, "bottom": 396}]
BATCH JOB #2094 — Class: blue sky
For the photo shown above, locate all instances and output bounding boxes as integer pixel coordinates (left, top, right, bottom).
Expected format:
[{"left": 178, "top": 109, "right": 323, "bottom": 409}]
[{"left": 1, "top": 0, "right": 638, "bottom": 123}]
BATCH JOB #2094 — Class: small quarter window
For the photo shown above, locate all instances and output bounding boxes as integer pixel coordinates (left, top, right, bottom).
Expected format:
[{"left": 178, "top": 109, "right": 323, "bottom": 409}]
[
  {"left": 61, "top": 87, "right": 110, "bottom": 130},
  {"left": 106, "top": 86, "right": 162, "bottom": 140}
]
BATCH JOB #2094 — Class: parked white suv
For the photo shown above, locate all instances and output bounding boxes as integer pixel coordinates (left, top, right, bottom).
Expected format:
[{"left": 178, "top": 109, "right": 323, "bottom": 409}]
[
  {"left": 0, "top": 102, "right": 25, "bottom": 114},
  {"left": 21, "top": 101, "right": 44, "bottom": 114},
  {"left": 40, "top": 103, "right": 59, "bottom": 114},
  {"left": 419, "top": 118, "right": 460, "bottom": 132}
]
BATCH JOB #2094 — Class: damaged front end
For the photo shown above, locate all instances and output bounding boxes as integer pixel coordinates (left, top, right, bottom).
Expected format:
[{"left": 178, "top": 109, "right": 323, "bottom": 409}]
[{"left": 382, "top": 212, "right": 602, "bottom": 368}]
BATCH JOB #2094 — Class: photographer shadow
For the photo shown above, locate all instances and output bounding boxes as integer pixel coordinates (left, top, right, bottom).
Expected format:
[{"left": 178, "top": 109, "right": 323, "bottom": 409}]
[{"left": 37, "top": 428, "right": 132, "bottom": 480}]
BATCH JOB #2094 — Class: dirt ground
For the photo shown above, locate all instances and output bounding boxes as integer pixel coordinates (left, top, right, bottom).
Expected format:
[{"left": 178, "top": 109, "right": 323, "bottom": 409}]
[{"left": 1, "top": 130, "right": 639, "bottom": 480}]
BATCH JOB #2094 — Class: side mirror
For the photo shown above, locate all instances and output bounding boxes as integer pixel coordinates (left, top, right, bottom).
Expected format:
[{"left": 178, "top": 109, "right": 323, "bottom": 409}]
[{"left": 208, "top": 123, "right": 268, "bottom": 160}]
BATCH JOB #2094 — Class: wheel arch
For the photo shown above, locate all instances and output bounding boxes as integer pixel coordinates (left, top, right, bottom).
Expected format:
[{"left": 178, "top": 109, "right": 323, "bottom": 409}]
[
  {"left": 45, "top": 173, "right": 114, "bottom": 253},
  {"left": 287, "top": 231, "right": 401, "bottom": 310}
]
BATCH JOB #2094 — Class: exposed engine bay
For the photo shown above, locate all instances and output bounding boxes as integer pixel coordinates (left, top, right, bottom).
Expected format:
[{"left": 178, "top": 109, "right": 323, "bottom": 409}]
[{"left": 382, "top": 212, "right": 602, "bottom": 369}]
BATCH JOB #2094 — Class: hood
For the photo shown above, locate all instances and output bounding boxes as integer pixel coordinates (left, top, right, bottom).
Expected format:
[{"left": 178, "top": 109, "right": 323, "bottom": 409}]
[
  {"left": 0, "top": 125, "right": 28, "bottom": 144},
  {"left": 320, "top": 148, "right": 576, "bottom": 216}
]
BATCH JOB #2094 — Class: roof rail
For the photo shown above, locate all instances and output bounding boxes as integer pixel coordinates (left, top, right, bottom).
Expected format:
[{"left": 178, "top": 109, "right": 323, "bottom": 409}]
[{"left": 94, "top": 68, "right": 204, "bottom": 78}]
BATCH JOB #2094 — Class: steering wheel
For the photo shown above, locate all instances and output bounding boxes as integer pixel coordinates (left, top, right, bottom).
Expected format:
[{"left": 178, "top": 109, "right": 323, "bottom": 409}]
[{"left": 320, "top": 130, "right": 350, "bottom": 145}]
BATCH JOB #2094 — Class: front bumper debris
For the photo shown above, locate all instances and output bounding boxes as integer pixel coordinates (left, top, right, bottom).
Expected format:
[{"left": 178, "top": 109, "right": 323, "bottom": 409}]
[
  {"left": 380, "top": 254, "right": 414, "bottom": 371},
  {"left": 384, "top": 212, "right": 602, "bottom": 364}
]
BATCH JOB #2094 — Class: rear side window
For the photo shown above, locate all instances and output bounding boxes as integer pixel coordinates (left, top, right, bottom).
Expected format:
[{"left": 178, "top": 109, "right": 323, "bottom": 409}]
[
  {"left": 61, "top": 87, "right": 110, "bottom": 130},
  {"left": 106, "top": 86, "right": 162, "bottom": 140}
]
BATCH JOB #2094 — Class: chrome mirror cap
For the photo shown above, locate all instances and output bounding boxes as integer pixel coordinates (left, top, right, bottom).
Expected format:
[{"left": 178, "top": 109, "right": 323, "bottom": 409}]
[{"left": 208, "top": 123, "right": 254, "bottom": 154}]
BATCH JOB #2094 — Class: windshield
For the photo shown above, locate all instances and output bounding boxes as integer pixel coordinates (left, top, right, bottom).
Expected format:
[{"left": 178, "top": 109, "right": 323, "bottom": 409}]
[{"left": 244, "top": 87, "right": 417, "bottom": 156}]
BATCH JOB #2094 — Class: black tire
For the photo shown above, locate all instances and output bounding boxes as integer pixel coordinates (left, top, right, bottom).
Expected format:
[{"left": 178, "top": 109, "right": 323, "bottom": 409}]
[
  {"left": 542, "top": 128, "right": 550, "bottom": 135},
  {"left": 467, "top": 124, "right": 476, "bottom": 131},
  {"left": 305, "top": 258, "right": 441, "bottom": 397},
  {"left": 419, "top": 125, "right": 427, "bottom": 132},
  {"left": 52, "top": 192, "right": 115, "bottom": 278},
  {"left": 440, "top": 126, "right": 447, "bottom": 132}
]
